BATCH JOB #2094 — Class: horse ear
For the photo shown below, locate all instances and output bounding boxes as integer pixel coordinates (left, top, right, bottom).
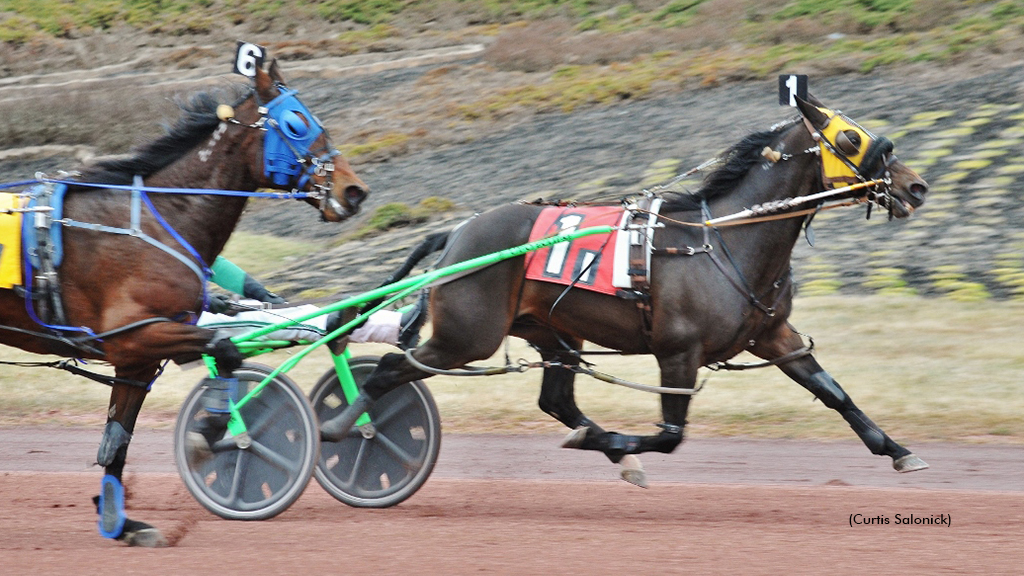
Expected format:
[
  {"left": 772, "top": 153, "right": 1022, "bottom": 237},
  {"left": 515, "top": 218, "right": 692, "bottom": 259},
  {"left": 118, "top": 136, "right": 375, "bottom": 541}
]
[
  {"left": 795, "top": 95, "right": 829, "bottom": 130},
  {"left": 267, "top": 59, "right": 287, "bottom": 86},
  {"left": 254, "top": 62, "right": 273, "bottom": 95}
]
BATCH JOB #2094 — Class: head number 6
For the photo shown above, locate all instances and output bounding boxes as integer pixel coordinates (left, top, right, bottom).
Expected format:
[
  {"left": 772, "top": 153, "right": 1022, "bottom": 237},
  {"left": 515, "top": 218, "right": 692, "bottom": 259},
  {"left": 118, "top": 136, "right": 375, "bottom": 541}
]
[{"left": 234, "top": 42, "right": 266, "bottom": 78}]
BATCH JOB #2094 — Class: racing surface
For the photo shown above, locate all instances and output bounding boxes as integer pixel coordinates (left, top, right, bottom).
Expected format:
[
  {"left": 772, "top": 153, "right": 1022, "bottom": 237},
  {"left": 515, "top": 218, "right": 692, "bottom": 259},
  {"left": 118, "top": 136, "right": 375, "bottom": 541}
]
[{"left": 2, "top": 428, "right": 1022, "bottom": 574}]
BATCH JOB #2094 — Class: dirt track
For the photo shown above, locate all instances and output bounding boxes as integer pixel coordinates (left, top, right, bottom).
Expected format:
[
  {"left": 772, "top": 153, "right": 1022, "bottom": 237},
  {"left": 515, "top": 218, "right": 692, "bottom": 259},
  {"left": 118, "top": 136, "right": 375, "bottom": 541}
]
[{"left": 2, "top": 428, "right": 1022, "bottom": 574}]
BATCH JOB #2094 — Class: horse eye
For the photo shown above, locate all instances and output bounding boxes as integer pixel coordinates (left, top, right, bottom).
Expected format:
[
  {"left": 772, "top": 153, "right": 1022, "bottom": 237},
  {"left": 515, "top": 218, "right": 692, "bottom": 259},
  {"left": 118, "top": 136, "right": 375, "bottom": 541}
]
[{"left": 836, "top": 129, "right": 862, "bottom": 156}]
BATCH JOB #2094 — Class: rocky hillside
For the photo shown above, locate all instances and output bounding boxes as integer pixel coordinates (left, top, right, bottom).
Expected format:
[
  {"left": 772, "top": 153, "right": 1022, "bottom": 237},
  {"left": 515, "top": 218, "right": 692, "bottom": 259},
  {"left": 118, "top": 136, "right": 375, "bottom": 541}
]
[
  {"left": 1, "top": 22, "right": 1023, "bottom": 304},
  {"left": 241, "top": 56, "right": 1024, "bottom": 303}
]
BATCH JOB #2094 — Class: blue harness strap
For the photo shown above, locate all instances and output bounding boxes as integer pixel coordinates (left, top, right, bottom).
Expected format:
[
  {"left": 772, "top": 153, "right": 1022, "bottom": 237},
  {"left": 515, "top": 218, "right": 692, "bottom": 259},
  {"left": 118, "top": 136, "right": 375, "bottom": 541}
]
[
  {"left": 18, "top": 177, "right": 212, "bottom": 338},
  {"left": 57, "top": 176, "right": 211, "bottom": 295},
  {"left": 21, "top": 182, "right": 67, "bottom": 269}
]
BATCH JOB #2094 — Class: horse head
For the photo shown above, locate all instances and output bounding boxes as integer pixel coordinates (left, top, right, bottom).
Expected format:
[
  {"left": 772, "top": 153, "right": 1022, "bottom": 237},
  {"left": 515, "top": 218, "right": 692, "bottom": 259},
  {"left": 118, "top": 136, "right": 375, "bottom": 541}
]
[
  {"left": 795, "top": 95, "right": 927, "bottom": 218},
  {"left": 221, "top": 60, "right": 369, "bottom": 222}
]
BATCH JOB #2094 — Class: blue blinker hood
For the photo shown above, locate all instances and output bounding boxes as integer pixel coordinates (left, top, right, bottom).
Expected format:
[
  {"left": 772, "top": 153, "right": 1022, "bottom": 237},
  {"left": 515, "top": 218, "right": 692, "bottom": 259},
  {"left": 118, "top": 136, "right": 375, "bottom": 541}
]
[{"left": 262, "top": 87, "right": 328, "bottom": 187}]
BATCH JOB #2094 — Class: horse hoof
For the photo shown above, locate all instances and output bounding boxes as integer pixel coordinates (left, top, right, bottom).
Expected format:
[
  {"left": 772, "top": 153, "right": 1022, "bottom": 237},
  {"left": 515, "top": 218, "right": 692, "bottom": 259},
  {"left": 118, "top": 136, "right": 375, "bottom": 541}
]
[
  {"left": 560, "top": 426, "right": 589, "bottom": 449},
  {"left": 185, "top": 431, "right": 213, "bottom": 469},
  {"left": 122, "top": 527, "right": 169, "bottom": 548},
  {"left": 893, "top": 453, "right": 929, "bottom": 473},
  {"left": 619, "top": 454, "right": 647, "bottom": 488}
]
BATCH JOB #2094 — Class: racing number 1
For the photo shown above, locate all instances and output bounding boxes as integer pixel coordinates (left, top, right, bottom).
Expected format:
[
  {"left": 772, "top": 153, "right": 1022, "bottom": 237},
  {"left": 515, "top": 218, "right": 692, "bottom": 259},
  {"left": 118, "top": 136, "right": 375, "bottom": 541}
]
[{"left": 544, "top": 214, "right": 583, "bottom": 276}]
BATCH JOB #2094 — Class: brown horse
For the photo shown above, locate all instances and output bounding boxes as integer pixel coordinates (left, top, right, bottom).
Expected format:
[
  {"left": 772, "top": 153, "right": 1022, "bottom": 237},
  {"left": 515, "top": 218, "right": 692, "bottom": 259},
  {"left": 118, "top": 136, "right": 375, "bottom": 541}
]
[
  {"left": 0, "top": 60, "right": 367, "bottom": 545},
  {"left": 321, "top": 94, "right": 929, "bottom": 486}
]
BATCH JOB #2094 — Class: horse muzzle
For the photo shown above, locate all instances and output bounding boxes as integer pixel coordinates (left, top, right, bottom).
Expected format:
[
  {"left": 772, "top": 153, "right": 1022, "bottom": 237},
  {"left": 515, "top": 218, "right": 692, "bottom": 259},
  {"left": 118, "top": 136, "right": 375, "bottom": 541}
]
[
  {"left": 320, "top": 182, "right": 369, "bottom": 222},
  {"left": 887, "top": 179, "right": 928, "bottom": 218}
]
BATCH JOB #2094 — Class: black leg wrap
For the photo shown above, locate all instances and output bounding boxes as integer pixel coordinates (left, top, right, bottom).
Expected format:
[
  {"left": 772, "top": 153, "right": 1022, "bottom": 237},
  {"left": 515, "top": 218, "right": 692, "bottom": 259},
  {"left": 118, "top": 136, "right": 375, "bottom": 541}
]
[
  {"left": 204, "top": 336, "right": 243, "bottom": 376},
  {"left": 842, "top": 408, "right": 889, "bottom": 455},
  {"left": 639, "top": 425, "right": 685, "bottom": 454},
  {"left": 578, "top": 431, "right": 640, "bottom": 462},
  {"left": 805, "top": 371, "right": 848, "bottom": 410},
  {"left": 96, "top": 421, "right": 132, "bottom": 467}
]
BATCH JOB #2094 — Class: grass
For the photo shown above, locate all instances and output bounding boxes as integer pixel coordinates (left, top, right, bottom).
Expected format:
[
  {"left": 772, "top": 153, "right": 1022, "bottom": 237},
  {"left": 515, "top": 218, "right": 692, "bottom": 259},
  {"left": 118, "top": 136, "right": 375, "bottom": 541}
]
[
  {"left": 218, "top": 229, "right": 314, "bottom": 278},
  {"left": 4, "top": 2, "right": 1024, "bottom": 154},
  {"left": 347, "top": 197, "right": 458, "bottom": 239},
  {"left": 1, "top": 295, "right": 1021, "bottom": 444}
]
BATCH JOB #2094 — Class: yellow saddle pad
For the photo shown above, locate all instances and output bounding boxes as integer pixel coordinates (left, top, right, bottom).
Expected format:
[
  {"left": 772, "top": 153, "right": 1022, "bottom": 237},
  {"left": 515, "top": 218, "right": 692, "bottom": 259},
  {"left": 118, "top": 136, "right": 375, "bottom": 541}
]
[{"left": 0, "top": 193, "right": 24, "bottom": 289}]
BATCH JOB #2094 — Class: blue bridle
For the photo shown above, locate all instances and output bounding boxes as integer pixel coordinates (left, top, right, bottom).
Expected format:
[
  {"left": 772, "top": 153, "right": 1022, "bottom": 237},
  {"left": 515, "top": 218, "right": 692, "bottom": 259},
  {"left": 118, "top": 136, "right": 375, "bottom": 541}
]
[{"left": 259, "top": 86, "right": 339, "bottom": 194}]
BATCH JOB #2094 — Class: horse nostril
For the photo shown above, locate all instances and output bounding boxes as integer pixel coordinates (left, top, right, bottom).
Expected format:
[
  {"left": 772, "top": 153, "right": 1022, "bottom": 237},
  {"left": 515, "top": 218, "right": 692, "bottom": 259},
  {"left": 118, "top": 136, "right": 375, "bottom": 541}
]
[
  {"left": 344, "top": 185, "right": 368, "bottom": 207},
  {"left": 909, "top": 182, "right": 927, "bottom": 201}
]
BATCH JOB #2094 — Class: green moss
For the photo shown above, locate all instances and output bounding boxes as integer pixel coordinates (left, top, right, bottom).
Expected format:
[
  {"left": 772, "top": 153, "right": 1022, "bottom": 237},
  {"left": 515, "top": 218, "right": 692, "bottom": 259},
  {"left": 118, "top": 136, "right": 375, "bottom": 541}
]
[{"left": 352, "top": 197, "right": 458, "bottom": 238}]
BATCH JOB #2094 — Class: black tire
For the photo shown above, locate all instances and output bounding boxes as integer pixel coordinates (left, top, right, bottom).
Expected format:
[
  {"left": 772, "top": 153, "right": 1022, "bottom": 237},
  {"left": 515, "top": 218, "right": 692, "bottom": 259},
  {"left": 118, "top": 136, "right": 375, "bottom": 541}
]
[
  {"left": 310, "top": 355, "right": 441, "bottom": 508},
  {"left": 173, "top": 363, "right": 319, "bottom": 520}
]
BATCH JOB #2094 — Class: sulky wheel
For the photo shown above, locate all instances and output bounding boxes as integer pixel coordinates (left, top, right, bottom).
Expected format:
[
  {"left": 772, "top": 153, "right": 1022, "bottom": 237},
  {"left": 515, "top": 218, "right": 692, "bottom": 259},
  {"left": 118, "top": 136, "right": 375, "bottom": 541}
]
[
  {"left": 310, "top": 355, "right": 441, "bottom": 508},
  {"left": 174, "top": 363, "right": 319, "bottom": 521}
]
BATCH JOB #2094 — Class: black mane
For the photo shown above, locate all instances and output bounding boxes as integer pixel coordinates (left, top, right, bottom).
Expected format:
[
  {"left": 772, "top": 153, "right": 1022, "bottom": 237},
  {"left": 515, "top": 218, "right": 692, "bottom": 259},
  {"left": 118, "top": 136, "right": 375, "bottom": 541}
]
[
  {"left": 77, "top": 85, "right": 251, "bottom": 186},
  {"left": 661, "top": 121, "right": 794, "bottom": 211}
]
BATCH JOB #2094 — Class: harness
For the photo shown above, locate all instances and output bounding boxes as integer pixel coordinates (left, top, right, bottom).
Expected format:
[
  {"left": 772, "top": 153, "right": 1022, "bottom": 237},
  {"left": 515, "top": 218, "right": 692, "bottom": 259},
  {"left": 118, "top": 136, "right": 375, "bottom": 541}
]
[
  {"left": 410, "top": 109, "right": 899, "bottom": 391},
  {"left": 0, "top": 84, "right": 342, "bottom": 360}
]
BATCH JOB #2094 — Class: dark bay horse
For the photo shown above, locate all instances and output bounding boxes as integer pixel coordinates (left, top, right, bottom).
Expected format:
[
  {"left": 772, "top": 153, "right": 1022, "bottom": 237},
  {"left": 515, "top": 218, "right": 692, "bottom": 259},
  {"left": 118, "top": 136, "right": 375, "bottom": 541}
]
[
  {"left": 321, "top": 94, "right": 929, "bottom": 485},
  {"left": 0, "top": 60, "right": 367, "bottom": 545}
]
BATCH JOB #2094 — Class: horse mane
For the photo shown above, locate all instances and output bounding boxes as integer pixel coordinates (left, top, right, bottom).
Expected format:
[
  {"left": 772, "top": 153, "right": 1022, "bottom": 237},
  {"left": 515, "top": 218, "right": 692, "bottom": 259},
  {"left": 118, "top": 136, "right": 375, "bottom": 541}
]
[
  {"left": 76, "top": 85, "right": 251, "bottom": 186},
  {"left": 661, "top": 120, "right": 798, "bottom": 211}
]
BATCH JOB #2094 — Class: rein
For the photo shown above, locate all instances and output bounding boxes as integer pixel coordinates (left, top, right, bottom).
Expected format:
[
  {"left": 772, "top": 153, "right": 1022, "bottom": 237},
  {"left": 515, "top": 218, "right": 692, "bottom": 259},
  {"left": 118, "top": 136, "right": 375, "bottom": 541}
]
[
  {"left": 3, "top": 177, "right": 322, "bottom": 200},
  {"left": 637, "top": 178, "right": 886, "bottom": 230},
  {"left": 401, "top": 346, "right": 708, "bottom": 395}
]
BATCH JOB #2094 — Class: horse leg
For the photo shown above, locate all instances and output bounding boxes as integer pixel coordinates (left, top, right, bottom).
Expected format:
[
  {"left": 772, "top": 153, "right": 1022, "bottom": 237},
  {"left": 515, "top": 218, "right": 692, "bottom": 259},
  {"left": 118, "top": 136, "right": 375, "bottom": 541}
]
[
  {"left": 526, "top": 344, "right": 646, "bottom": 485},
  {"left": 93, "top": 322, "right": 243, "bottom": 546},
  {"left": 547, "top": 366, "right": 650, "bottom": 487},
  {"left": 94, "top": 368, "right": 167, "bottom": 547},
  {"left": 751, "top": 323, "right": 928, "bottom": 473},
  {"left": 543, "top": 346, "right": 696, "bottom": 487}
]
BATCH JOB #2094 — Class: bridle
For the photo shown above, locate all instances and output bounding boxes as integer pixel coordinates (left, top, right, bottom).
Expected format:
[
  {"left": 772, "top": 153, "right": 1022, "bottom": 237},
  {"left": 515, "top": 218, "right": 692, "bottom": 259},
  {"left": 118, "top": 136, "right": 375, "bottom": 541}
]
[
  {"left": 798, "top": 107, "right": 901, "bottom": 219},
  {"left": 218, "top": 84, "right": 346, "bottom": 218}
]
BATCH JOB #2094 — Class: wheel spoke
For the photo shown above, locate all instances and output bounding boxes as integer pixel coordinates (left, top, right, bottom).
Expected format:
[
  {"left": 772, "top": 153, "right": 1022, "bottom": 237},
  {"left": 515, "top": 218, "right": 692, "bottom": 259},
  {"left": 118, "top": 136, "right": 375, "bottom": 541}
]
[
  {"left": 337, "top": 437, "right": 369, "bottom": 491},
  {"left": 249, "top": 439, "right": 299, "bottom": 475},
  {"left": 372, "top": 431, "right": 418, "bottom": 471},
  {"left": 225, "top": 450, "right": 246, "bottom": 507},
  {"left": 210, "top": 436, "right": 238, "bottom": 453},
  {"left": 371, "top": 392, "right": 417, "bottom": 428}
]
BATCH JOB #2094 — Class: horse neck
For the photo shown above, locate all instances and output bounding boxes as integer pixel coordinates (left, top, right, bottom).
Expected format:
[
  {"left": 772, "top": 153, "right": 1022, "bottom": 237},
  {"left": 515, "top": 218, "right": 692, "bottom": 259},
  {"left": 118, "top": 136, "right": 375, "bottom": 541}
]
[
  {"left": 704, "top": 125, "right": 821, "bottom": 291},
  {"left": 140, "top": 128, "right": 259, "bottom": 262}
]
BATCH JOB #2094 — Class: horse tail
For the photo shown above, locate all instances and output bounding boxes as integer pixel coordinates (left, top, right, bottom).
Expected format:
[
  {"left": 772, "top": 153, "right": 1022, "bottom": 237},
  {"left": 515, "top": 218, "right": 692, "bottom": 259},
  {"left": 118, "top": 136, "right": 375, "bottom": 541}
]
[
  {"left": 354, "top": 230, "right": 449, "bottom": 316},
  {"left": 345, "top": 230, "right": 448, "bottom": 349},
  {"left": 379, "top": 230, "right": 449, "bottom": 288}
]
